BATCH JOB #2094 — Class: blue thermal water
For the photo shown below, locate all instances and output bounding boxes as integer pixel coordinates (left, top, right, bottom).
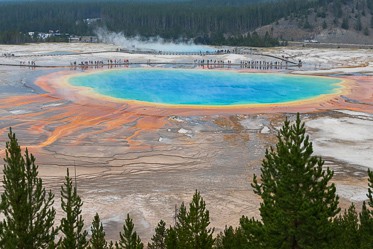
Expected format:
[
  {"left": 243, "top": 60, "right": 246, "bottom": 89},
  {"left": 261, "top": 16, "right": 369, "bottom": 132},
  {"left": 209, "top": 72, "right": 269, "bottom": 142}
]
[
  {"left": 140, "top": 43, "right": 215, "bottom": 53},
  {"left": 68, "top": 69, "right": 342, "bottom": 106},
  {"left": 44, "top": 51, "right": 77, "bottom": 55}
]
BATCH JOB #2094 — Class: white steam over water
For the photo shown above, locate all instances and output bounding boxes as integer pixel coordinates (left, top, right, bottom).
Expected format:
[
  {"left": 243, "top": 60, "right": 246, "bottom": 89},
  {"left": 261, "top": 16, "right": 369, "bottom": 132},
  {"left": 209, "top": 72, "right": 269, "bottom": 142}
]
[{"left": 95, "top": 27, "right": 215, "bottom": 53}]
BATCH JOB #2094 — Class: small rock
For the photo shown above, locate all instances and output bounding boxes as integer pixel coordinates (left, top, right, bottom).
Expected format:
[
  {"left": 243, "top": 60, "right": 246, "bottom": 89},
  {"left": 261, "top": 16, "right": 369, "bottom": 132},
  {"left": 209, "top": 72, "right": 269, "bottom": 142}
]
[
  {"left": 261, "top": 126, "right": 270, "bottom": 134},
  {"left": 178, "top": 128, "right": 190, "bottom": 134}
]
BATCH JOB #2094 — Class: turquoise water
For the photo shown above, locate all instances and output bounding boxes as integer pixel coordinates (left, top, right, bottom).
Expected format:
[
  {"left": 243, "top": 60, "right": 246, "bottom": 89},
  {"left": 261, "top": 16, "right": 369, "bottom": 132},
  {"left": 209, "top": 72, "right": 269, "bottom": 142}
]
[{"left": 68, "top": 69, "right": 342, "bottom": 106}]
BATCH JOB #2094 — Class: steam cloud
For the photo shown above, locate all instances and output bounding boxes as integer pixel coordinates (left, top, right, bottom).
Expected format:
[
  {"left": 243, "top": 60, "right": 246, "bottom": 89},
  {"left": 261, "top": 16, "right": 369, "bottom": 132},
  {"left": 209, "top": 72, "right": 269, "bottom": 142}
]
[{"left": 94, "top": 27, "right": 214, "bottom": 53}]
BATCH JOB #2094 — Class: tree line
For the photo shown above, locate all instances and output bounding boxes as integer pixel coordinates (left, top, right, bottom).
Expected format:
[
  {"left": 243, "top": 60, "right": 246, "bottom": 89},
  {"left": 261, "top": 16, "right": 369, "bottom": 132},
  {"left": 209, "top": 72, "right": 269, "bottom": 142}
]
[
  {"left": 0, "top": 0, "right": 316, "bottom": 45},
  {"left": 1, "top": 0, "right": 372, "bottom": 45},
  {"left": 0, "top": 114, "right": 372, "bottom": 248}
]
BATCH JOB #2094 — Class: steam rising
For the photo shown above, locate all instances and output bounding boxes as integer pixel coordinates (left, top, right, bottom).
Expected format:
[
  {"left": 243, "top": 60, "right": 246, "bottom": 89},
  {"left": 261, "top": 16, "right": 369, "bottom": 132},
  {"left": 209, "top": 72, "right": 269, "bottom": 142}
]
[{"left": 94, "top": 27, "right": 214, "bottom": 53}]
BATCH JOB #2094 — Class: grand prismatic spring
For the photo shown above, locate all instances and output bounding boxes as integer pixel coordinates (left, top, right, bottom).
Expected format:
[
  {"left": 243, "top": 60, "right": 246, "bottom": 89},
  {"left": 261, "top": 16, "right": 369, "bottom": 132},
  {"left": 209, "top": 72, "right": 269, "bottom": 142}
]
[
  {"left": 67, "top": 69, "right": 343, "bottom": 106},
  {"left": 0, "top": 43, "right": 373, "bottom": 242}
]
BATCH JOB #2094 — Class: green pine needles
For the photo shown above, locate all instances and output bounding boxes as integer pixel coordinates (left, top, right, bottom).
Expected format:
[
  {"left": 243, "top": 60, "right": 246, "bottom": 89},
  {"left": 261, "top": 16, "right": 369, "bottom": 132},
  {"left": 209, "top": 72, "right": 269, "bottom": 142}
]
[
  {"left": 89, "top": 213, "right": 108, "bottom": 249},
  {"left": 118, "top": 214, "right": 144, "bottom": 249},
  {"left": 59, "top": 168, "right": 88, "bottom": 249},
  {"left": 148, "top": 220, "right": 166, "bottom": 249},
  {"left": 0, "top": 128, "right": 57, "bottom": 249},
  {"left": 250, "top": 113, "right": 340, "bottom": 248},
  {"left": 167, "top": 190, "right": 215, "bottom": 249}
]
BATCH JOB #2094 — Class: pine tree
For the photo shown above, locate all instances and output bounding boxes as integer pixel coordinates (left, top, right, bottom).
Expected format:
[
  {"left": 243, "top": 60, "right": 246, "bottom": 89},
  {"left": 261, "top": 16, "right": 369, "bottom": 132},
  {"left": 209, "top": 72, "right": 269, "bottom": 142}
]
[
  {"left": 187, "top": 191, "right": 215, "bottom": 248},
  {"left": 0, "top": 128, "right": 57, "bottom": 248},
  {"left": 59, "top": 168, "right": 88, "bottom": 249},
  {"left": 89, "top": 213, "right": 107, "bottom": 249},
  {"left": 172, "top": 190, "right": 215, "bottom": 249},
  {"left": 356, "top": 14, "right": 363, "bottom": 31},
  {"left": 214, "top": 225, "right": 250, "bottom": 249},
  {"left": 107, "top": 241, "right": 115, "bottom": 249},
  {"left": 359, "top": 202, "right": 373, "bottom": 249},
  {"left": 117, "top": 214, "right": 143, "bottom": 249},
  {"left": 368, "top": 169, "right": 373, "bottom": 208},
  {"left": 322, "top": 20, "right": 327, "bottom": 29},
  {"left": 341, "top": 17, "right": 349, "bottom": 29},
  {"left": 364, "top": 27, "right": 370, "bottom": 36},
  {"left": 331, "top": 204, "right": 360, "bottom": 249},
  {"left": 360, "top": 170, "right": 373, "bottom": 249},
  {"left": 164, "top": 227, "right": 178, "bottom": 249},
  {"left": 173, "top": 202, "right": 190, "bottom": 248},
  {"left": 148, "top": 220, "right": 166, "bottom": 249},
  {"left": 251, "top": 113, "right": 340, "bottom": 249},
  {"left": 238, "top": 216, "right": 264, "bottom": 249}
]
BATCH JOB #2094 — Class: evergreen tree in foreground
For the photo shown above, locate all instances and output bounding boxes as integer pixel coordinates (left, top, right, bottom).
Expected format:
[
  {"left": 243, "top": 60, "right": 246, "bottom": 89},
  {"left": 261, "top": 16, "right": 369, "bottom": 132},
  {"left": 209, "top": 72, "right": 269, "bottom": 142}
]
[
  {"left": 214, "top": 225, "right": 250, "bottom": 249},
  {"left": 368, "top": 170, "right": 373, "bottom": 208},
  {"left": 331, "top": 204, "right": 360, "bottom": 249},
  {"left": 358, "top": 201, "right": 373, "bottom": 249},
  {"left": 0, "top": 128, "right": 57, "bottom": 249},
  {"left": 148, "top": 220, "right": 166, "bottom": 249},
  {"left": 59, "top": 168, "right": 88, "bottom": 249},
  {"left": 167, "top": 190, "right": 215, "bottom": 249},
  {"left": 247, "top": 113, "right": 340, "bottom": 249},
  {"left": 359, "top": 170, "right": 373, "bottom": 248},
  {"left": 89, "top": 213, "right": 108, "bottom": 249},
  {"left": 117, "top": 214, "right": 143, "bottom": 249}
]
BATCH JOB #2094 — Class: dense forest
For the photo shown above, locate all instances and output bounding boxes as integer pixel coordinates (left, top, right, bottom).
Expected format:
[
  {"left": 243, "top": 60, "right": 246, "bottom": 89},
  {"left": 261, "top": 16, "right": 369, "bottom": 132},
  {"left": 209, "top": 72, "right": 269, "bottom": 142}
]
[
  {"left": 0, "top": 115, "right": 373, "bottom": 248},
  {"left": 0, "top": 0, "right": 372, "bottom": 45},
  {"left": 0, "top": 0, "right": 318, "bottom": 45}
]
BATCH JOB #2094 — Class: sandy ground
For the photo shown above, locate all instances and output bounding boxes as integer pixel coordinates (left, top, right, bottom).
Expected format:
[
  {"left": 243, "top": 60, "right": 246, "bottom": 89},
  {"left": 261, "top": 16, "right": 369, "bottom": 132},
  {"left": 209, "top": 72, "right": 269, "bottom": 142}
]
[{"left": 0, "top": 43, "right": 372, "bottom": 242}]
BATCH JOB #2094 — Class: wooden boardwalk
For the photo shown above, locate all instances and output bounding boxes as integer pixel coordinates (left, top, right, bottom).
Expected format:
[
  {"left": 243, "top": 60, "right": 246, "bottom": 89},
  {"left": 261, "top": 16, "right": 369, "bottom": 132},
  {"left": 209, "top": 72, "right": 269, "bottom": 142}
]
[{"left": 0, "top": 49, "right": 300, "bottom": 68}]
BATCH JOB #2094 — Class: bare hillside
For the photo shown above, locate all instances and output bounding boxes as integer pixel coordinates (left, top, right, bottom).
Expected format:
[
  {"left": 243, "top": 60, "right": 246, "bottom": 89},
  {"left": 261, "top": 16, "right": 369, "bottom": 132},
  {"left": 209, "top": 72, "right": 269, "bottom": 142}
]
[{"left": 256, "top": 0, "right": 373, "bottom": 44}]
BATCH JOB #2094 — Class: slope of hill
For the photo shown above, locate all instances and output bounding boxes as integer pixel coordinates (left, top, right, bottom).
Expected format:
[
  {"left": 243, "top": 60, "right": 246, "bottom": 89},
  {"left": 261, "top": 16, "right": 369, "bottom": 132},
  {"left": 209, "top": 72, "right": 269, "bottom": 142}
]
[{"left": 256, "top": 0, "right": 373, "bottom": 44}]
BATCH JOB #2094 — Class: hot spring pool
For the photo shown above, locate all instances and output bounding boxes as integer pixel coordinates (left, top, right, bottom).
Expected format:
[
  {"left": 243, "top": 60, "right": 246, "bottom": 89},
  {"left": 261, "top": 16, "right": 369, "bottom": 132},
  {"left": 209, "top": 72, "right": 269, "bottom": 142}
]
[{"left": 68, "top": 69, "right": 343, "bottom": 106}]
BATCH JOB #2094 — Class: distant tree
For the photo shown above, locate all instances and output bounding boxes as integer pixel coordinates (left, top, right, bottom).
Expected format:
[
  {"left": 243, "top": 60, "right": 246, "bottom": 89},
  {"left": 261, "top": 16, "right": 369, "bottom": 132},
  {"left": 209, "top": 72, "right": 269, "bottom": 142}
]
[
  {"left": 368, "top": 0, "right": 373, "bottom": 12},
  {"left": 250, "top": 32, "right": 261, "bottom": 47},
  {"left": 148, "top": 220, "right": 166, "bottom": 249},
  {"left": 117, "top": 214, "right": 144, "bottom": 249},
  {"left": 364, "top": 27, "right": 369, "bottom": 36},
  {"left": 89, "top": 213, "right": 108, "bottom": 249},
  {"left": 317, "top": 9, "right": 327, "bottom": 18},
  {"left": 356, "top": 15, "right": 363, "bottom": 31},
  {"left": 250, "top": 113, "right": 340, "bottom": 249},
  {"left": 0, "top": 128, "right": 57, "bottom": 248},
  {"left": 341, "top": 17, "right": 349, "bottom": 29},
  {"left": 59, "top": 168, "right": 88, "bottom": 249},
  {"left": 333, "top": 0, "right": 343, "bottom": 18},
  {"left": 303, "top": 18, "right": 312, "bottom": 29},
  {"left": 322, "top": 20, "right": 327, "bottom": 29},
  {"left": 333, "top": 17, "right": 339, "bottom": 25}
]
